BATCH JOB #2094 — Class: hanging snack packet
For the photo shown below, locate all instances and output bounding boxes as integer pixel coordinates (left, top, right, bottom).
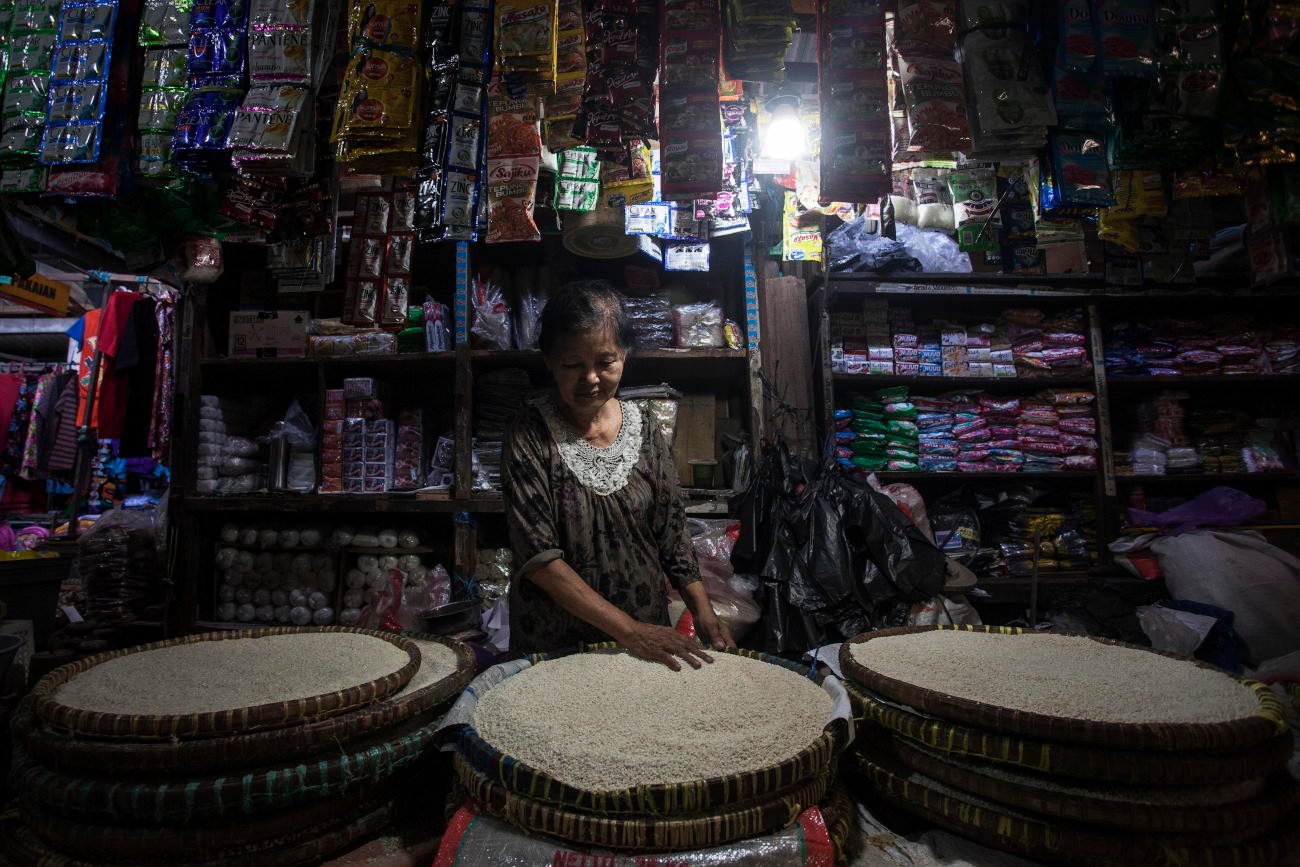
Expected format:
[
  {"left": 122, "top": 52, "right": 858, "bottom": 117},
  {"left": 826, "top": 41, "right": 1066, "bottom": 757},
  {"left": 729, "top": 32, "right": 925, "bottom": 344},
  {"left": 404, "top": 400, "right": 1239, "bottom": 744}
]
[
  {"left": 495, "top": 0, "right": 558, "bottom": 92},
  {"left": 554, "top": 145, "right": 599, "bottom": 211},
  {"left": 139, "top": 0, "right": 192, "bottom": 45},
  {"left": 1051, "top": 130, "right": 1114, "bottom": 206},
  {"left": 40, "top": 0, "right": 118, "bottom": 166},
  {"left": 485, "top": 154, "right": 541, "bottom": 243},
  {"left": 1094, "top": 0, "right": 1156, "bottom": 78},
  {"left": 949, "top": 164, "right": 999, "bottom": 252},
  {"left": 896, "top": 53, "right": 970, "bottom": 152},
  {"left": 818, "top": 0, "right": 890, "bottom": 203}
]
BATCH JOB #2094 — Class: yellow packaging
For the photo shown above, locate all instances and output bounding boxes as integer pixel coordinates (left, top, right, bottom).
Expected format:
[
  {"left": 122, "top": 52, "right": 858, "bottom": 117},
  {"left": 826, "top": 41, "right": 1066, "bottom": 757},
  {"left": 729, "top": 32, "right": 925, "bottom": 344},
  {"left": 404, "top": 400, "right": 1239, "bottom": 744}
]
[
  {"left": 495, "top": 0, "right": 558, "bottom": 86},
  {"left": 349, "top": 0, "right": 421, "bottom": 47},
  {"left": 783, "top": 190, "right": 822, "bottom": 262}
]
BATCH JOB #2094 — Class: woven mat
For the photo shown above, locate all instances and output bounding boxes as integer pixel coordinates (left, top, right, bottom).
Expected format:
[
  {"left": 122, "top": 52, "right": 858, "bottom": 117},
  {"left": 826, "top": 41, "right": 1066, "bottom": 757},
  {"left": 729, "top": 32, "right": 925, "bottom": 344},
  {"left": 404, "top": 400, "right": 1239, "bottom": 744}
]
[{"left": 32, "top": 628, "right": 421, "bottom": 741}]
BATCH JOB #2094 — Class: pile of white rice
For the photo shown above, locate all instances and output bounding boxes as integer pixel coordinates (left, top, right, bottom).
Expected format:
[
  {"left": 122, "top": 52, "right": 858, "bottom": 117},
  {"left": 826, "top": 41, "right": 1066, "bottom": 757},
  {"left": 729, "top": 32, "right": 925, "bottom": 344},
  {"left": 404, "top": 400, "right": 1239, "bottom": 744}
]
[
  {"left": 471, "top": 652, "right": 833, "bottom": 792},
  {"left": 53, "top": 633, "right": 412, "bottom": 716},
  {"left": 848, "top": 630, "right": 1260, "bottom": 725}
]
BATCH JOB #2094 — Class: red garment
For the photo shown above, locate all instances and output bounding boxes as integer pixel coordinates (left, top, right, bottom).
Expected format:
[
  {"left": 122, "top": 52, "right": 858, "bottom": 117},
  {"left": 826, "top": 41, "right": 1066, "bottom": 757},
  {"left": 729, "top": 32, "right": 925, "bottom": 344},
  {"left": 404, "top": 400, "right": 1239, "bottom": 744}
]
[
  {"left": 93, "top": 291, "right": 141, "bottom": 439},
  {"left": 0, "top": 373, "right": 20, "bottom": 452},
  {"left": 75, "top": 309, "right": 102, "bottom": 428}
]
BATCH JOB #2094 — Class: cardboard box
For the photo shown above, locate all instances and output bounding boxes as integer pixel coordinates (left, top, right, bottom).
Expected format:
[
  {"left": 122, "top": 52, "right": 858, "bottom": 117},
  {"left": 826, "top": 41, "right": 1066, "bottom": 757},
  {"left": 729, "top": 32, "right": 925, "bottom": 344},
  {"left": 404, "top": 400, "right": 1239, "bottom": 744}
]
[{"left": 229, "top": 310, "right": 309, "bottom": 358}]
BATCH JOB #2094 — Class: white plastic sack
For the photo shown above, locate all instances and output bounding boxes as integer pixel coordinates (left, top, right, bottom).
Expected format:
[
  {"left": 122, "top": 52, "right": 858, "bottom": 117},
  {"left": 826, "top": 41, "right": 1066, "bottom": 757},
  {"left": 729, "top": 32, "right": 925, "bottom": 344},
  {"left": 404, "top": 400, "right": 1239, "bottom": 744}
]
[
  {"left": 435, "top": 803, "right": 837, "bottom": 866},
  {"left": 1149, "top": 530, "right": 1300, "bottom": 664},
  {"left": 1136, "top": 604, "right": 1217, "bottom": 657}
]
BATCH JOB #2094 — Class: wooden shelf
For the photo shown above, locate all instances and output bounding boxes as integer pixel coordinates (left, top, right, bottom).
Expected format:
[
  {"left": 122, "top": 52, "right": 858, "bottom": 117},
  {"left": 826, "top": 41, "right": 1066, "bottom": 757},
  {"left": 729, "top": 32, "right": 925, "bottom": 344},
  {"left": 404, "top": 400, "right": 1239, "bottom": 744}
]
[
  {"left": 182, "top": 494, "right": 503, "bottom": 513},
  {"left": 1115, "top": 472, "right": 1299, "bottom": 483},
  {"left": 200, "top": 353, "right": 456, "bottom": 370},
  {"left": 469, "top": 348, "right": 747, "bottom": 361},
  {"left": 834, "top": 374, "right": 1095, "bottom": 390},
  {"left": 1106, "top": 373, "right": 1300, "bottom": 387},
  {"left": 871, "top": 471, "right": 1097, "bottom": 481},
  {"left": 345, "top": 545, "right": 437, "bottom": 554}
]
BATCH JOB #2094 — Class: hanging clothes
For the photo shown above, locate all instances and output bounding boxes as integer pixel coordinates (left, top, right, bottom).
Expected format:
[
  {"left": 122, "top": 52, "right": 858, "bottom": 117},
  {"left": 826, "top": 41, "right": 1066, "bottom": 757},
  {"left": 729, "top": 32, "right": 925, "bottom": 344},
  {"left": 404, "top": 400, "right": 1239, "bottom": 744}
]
[
  {"left": 115, "top": 296, "right": 158, "bottom": 456},
  {"left": 19, "top": 372, "right": 58, "bottom": 480},
  {"left": 94, "top": 290, "right": 142, "bottom": 441},
  {"left": 149, "top": 299, "right": 176, "bottom": 463},
  {"left": 0, "top": 373, "right": 21, "bottom": 455},
  {"left": 43, "top": 370, "right": 80, "bottom": 474},
  {"left": 68, "top": 309, "right": 103, "bottom": 429}
]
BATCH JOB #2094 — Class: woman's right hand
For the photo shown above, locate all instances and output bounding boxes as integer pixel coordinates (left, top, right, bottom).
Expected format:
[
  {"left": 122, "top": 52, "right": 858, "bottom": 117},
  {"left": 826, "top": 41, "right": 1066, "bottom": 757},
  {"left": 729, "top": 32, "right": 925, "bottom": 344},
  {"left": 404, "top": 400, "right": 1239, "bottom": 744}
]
[{"left": 615, "top": 621, "right": 713, "bottom": 671}]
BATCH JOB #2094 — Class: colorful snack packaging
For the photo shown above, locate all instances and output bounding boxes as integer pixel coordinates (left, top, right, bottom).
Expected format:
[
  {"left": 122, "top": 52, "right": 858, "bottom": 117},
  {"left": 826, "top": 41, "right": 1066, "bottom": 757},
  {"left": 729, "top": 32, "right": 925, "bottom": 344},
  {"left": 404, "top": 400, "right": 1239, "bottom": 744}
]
[
  {"left": 1095, "top": 0, "right": 1156, "bottom": 78},
  {"left": 949, "top": 165, "right": 999, "bottom": 252},
  {"left": 40, "top": 0, "right": 118, "bottom": 166},
  {"left": 1051, "top": 130, "right": 1114, "bottom": 206}
]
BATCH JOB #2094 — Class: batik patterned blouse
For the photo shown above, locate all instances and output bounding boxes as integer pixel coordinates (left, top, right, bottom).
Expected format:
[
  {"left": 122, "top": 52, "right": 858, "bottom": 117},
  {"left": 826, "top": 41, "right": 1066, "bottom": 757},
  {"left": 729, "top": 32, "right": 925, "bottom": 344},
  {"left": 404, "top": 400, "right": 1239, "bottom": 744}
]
[{"left": 503, "top": 395, "right": 700, "bottom": 653}]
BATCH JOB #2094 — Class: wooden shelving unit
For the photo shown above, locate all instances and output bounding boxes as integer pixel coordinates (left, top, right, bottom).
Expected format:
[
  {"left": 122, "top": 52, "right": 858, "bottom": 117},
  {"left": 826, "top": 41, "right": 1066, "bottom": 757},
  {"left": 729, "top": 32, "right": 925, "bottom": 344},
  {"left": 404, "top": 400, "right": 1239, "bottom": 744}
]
[
  {"left": 169, "top": 237, "right": 766, "bottom": 633},
  {"left": 815, "top": 273, "right": 1300, "bottom": 597}
]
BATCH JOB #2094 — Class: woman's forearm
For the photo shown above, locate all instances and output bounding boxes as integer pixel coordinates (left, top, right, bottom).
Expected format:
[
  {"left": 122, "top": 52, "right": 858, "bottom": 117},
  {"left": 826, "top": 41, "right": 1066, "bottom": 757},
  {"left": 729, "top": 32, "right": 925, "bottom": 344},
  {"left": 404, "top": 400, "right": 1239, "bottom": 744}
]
[
  {"left": 527, "top": 559, "right": 638, "bottom": 641},
  {"left": 680, "top": 580, "right": 714, "bottom": 621}
]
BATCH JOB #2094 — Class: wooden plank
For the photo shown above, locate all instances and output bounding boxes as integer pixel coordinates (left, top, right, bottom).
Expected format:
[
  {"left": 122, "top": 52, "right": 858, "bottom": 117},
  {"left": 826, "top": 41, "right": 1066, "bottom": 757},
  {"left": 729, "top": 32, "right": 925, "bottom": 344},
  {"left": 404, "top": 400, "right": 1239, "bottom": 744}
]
[
  {"left": 673, "top": 394, "right": 717, "bottom": 486},
  {"left": 757, "top": 263, "right": 815, "bottom": 455}
]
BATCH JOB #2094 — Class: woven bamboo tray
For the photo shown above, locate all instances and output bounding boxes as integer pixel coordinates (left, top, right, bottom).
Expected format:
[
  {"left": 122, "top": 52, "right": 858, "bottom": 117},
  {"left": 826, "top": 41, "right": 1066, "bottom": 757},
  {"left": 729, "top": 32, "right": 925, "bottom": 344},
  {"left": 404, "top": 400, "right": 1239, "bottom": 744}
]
[
  {"left": 844, "top": 679, "right": 1294, "bottom": 786},
  {"left": 15, "top": 634, "right": 474, "bottom": 774},
  {"left": 11, "top": 712, "right": 440, "bottom": 823},
  {"left": 32, "top": 627, "right": 422, "bottom": 740},
  {"left": 840, "top": 626, "right": 1288, "bottom": 752},
  {"left": 891, "top": 738, "right": 1299, "bottom": 837},
  {"left": 850, "top": 751, "right": 1300, "bottom": 867},
  {"left": 455, "top": 643, "right": 846, "bottom": 817},
  {"left": 20, "top": 785, "right": 393, "bottom": 864},
  {"left": 0, "top": 800, "right": 394, "bottom": 867},
  {"left": 457, "top": 754, "right": 831, "bottom": 852}
]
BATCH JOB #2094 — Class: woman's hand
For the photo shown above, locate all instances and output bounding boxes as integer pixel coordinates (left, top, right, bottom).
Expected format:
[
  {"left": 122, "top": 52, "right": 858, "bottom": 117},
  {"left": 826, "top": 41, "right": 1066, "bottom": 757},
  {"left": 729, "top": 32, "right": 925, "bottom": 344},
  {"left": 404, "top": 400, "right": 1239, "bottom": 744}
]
[
  {"left": 615, "top": 621, "right": 713, "bottom": 671},
  {"left": 694, "top": 610, "right": 736, "bottom": 651}
]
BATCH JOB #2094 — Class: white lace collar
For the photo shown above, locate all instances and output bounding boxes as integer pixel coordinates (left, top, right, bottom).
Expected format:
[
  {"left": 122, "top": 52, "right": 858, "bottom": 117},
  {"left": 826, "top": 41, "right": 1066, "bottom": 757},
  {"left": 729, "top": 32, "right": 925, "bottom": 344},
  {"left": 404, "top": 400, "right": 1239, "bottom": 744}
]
[{"left": 537, "top": 396, "right": 643, "bottom": 496}]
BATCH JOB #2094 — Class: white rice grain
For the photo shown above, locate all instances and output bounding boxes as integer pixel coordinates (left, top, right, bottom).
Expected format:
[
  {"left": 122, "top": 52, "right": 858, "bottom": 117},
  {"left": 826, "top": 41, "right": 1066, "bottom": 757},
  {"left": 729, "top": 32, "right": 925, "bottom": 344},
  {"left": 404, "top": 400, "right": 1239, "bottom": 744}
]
[
  {"left": 471, "top": 652, "right": 832, "bottom": 793},
  {"left": 53, "top": 633, "right": 411, "bottom": 716},
  {"left": 848, "top": 630, "right": 1260, "bottom": 725}
]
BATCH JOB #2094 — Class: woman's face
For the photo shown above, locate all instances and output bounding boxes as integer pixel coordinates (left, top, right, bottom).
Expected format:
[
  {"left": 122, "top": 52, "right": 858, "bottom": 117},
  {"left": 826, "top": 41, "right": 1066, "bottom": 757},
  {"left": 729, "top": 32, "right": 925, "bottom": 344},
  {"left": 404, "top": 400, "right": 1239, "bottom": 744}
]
[{"left": 544, "top": 328, "right": 627, "bottom": 416}]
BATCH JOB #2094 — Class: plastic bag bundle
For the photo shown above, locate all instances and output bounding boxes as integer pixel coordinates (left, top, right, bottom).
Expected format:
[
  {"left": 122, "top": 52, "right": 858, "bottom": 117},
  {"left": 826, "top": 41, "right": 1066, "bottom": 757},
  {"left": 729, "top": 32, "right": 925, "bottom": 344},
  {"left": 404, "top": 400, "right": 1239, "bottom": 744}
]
[
  {"left": 673, "top": 302, "right": 724, "bottom": 348},
  {"left": 621, "top": 294, "right": 674, "bottom": 348},
  {"left": 77, "top": 505, "right": 163, "bottom": 621},
  {"left": 195, "top": 395, "right": 272, "bottom": 495}
]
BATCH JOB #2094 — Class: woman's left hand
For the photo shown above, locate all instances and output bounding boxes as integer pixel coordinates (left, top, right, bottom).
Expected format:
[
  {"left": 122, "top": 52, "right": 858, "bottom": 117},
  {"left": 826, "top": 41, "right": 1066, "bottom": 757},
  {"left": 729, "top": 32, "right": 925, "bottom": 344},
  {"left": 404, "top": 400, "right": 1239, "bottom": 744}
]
[{"left": 695, "top": 610, "right": 736, "bottom": 651}]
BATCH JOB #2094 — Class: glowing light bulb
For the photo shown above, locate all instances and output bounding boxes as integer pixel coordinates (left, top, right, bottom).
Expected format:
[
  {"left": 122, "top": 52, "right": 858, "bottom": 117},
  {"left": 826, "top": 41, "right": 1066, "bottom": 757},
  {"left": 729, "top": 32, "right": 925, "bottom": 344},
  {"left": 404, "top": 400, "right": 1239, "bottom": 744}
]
[{"left": 762, "top": 105, "right": 808, "bottom": 160}]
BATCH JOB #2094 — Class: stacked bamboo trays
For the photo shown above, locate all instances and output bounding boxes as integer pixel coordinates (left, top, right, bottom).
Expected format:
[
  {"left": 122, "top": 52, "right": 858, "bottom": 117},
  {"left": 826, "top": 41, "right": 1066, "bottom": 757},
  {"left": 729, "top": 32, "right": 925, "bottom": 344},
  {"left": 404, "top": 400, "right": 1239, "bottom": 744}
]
[
  {"left": 3, "top": 627, "right": 476, "bottom": 866},
  {"left": 451, "top": 644, "right": 852, "bottom": 855},
  {"left": 838, "top": 625, "right": 1300, "bottom": 867}
]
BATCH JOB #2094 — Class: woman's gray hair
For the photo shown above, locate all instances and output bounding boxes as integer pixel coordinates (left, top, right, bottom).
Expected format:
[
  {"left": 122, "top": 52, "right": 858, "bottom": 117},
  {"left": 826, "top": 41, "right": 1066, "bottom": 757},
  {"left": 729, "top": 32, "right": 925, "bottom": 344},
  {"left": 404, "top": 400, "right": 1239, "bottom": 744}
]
[{"left": 538, "top": 280, "right": 635, "bottom": 355}]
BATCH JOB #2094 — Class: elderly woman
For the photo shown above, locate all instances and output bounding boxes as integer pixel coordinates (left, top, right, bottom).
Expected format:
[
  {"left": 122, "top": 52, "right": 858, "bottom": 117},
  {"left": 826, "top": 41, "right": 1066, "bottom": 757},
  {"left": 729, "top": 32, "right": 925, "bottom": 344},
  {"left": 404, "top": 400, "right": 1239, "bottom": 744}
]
[{"left": 503, "top": 281, "right": 735, "bottom": 668}]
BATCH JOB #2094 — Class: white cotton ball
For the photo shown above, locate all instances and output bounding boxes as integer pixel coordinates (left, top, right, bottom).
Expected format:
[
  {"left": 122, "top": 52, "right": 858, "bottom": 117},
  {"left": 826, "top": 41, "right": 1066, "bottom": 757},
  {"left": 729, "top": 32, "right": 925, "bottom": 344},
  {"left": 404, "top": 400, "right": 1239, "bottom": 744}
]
[
  {"left": 397, "top": 555, "right": 421, "bottom": 572},
  {"left": 343, "top": 589, "right": 365, "bottom": 609},
  {"left": 217, "top": 602, "right": 237, "bottom": 621},
  {"left": 318, "top": 570, "right": 337, "bottom": 593},
  {"left": 291, "top": 554, "right": 312, "bottom": 575},
  {"left": 345, "top": 569, "right": 366, "bottom": 589},
  {"left": 236, "top": 603, "right": 256, "bottom": 622},
  {"left": 271, "top": 589, "right": 288, "bottom": 606},
  {"left": 331, "top": 525, "right": 356, "bottom": 546},
  {"left": 254, "top": 552, "right": 273, "bottom": 573},
  {"left": 289, "top": 588, "right": 307, "bottom": 607},
  {"left": 255, "top": 604, "right": 275, "bottom": 623},
  {"left": 274, "top": 604, "right": 291, "bottom": 623},
  {"left": 258, "top": 529, "right": 279, "bottom": 549},
  {"left": 312, "top": 606, "right": 335, "bottom": 625},
  {"left": 246, "top": 571, "right": 265, "bottom": 589},
  {"left": 290, "top": 605, "right": 312, "bottom": 625},
  {"left": 235, "top": 551, "right": 255, "bottom": 571},
  {"left": 365, "top": 571, "right": 387, "bottom": 591},
  {"left": 377, "top": 529, "right": 398, "bottom": 549},
  {"left": 235, "top": 588, "right": 253, "bottom": 605},
  {"left": 307, "top": 591, "right": 328, "bottom": 611},
  {"left": 299, "top": 528, "right": 322, "bottom": 548},
  {"left": 253, "top": 589, "right": 271, "bottom": 606},
  {"left": 239, "top": 528, "right": 259, "bottom": 546},
  {"left": 273, "top": 553, "right": 292, "bottom": 573},
  {"left": 407, "top": 565, "right": 428, "bottom": 584},
  {"left": 397, "top": 530, "right": 420, "bottom": 549},
  {"left": 279, "top": 529, "right": 300, "bottom": 549},
  {"left": 218, "top": 585, "right": 236, "bottom": 603},
  {"left": 352, "top": 529, "right": 379, "bottom": 548},
  {"left": 338, "top": 607, "right": 362, "bottom": 625},
  {"left": 312, "top": 554, "right": 332, "bottom": 572},
  {"left": 220, "top": 524, "right": 239, "bottom": 543},
  {"left": 380, "top": 555, "right": 399, "bottom": 572},
  {"left": 356, "top": 555, "right": 379, "bottom": 573},
  {"left": 216, "top": 547, "right": 236, "bottom": 569},
  {"left": 222, "top": 571, "right": 242, "bottom": 587}
]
